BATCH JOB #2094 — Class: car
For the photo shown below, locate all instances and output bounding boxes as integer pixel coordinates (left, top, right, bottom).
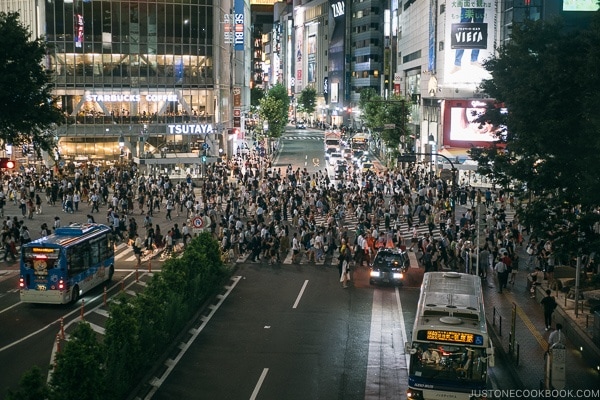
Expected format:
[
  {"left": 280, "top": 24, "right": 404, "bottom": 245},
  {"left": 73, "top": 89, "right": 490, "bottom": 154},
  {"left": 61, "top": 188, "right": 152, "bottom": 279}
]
[
  {"left": 361, "top": 162, "right": 374, "bottom": 174},
  {"left": 296, "top": 122, "right": 306, "bottom": 129},
  {"left": 352, "top": 150, "right": 364, "bottom": 161},
  {"left": 342, "top": 148, "right": 353, "bottom": 159},
  {"left": 328, "top": 152, "right": 343, "bottom": 166},
  {"left": 335, "top": 163, "right": 348, "bottom": 179},
  {"left": 359, "top": 155, "right": 371, "bottom": 165},
  {"left": 369, "top": 248, "right": 410, "bottom": 286},
  {"left": 325, "top": 147, "right": 339, "bottom": 161}
]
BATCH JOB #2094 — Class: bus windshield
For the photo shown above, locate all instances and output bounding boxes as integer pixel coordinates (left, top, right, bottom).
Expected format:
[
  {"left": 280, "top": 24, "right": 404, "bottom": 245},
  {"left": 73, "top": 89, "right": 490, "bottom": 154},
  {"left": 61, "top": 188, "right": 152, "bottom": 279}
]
[{"left": 409, "top": 342, "right": 487, "bottom": 383}]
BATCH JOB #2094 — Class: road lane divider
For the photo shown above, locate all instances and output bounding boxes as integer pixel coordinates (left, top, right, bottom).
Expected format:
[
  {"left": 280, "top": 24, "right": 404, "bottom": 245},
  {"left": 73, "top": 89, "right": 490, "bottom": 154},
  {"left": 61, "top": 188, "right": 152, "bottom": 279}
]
[
  {"left": 292, "top": 280, "right": 309, "bottom": 309},
  {"left": 144, "top": 275, "right": 242, "bottom": 399},
  {"left": 249, "top": 368, "right": 269, "bottom": 400}
]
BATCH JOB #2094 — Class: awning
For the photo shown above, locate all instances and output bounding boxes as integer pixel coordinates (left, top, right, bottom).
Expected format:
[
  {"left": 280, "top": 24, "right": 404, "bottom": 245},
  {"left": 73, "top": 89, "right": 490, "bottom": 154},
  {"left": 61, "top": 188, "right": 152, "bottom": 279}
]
[
  {"left": 439, "top": 147, "right": 471, "bottom": 160},
  {"left": 437, "top": 148, "right": 478, "bottom": 171}
]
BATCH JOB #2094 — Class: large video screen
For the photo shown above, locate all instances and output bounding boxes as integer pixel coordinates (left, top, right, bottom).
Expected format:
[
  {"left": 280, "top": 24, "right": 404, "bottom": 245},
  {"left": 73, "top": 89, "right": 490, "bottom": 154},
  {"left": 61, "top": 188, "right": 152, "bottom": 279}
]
[
  {"left": 563, "top": 0, "right": 599, "bottom": 11},
  {"left": 443, "top": 100, "right": 506, "bottom": 147}
]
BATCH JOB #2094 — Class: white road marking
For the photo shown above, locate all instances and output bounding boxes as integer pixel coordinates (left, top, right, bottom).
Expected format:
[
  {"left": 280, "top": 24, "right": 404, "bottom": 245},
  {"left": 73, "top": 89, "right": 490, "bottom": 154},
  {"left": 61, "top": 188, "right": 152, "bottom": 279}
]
[
  {"left": 144, "top": 276, "right": 242, "bottom": 399},
  {"left": 365, "top": 288, "right": 409, "bottom": 400},
  {"left": 395, "top": 287, "right": 411, "bottom": 369},
  {"left": 249, "top": 368, "right": 269, "bottom": 400},
  {"left": 292, "top": 280, "right": 309, "bottom": 309}
]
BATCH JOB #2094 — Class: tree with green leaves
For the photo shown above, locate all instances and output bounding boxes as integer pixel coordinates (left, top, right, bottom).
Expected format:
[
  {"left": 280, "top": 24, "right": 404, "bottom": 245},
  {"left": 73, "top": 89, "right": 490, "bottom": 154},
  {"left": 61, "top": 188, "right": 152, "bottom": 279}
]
[
  {"left": 5, "top": 366, "right": 50, "bottom": 400},
  {"left": 470, "top": 17, "right": 600, "bottom": 257},
  {"left": 358, "top": 88, "right": 381, "bottom": 130},
  {"left": 299, "top": 86, "right": 317, "bottom": 120},
  {"left": 50, "top": 322, "right": 106, "bottom": 400},
  {"left": 378, "top": 94, "right": 410, "bottom": 153},
  {"left": 358, "top": 89, "right": 410, "bottom": 155},
  {"left": 0, "top": 12, "right": 63, "bottom": 155},
  {"left": 103, "top": 295, "right": 144, "bottom": 399},
  {"left": 258, "top": 83, "right": 290, "bottom": 138},
  {"left": 250, "top": 86, "right": 265, "bottom": 108}
]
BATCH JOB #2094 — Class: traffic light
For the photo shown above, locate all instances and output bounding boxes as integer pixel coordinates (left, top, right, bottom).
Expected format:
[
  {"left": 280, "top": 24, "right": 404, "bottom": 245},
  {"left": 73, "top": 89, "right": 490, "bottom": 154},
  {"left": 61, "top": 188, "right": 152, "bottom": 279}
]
[
  {"left": 0, "top": 158, "right": 15, "bottom": 169},
  {"left": 476, "top": 204, "right": 487, "bottom": 234}
]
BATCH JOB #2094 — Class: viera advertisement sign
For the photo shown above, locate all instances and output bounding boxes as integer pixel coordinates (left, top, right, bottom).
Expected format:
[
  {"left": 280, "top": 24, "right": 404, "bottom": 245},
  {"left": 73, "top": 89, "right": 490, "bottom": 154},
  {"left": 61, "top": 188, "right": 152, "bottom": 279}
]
[
  {"left": 445, "top": 4, "right": 496, "bottom": 86},
  {"left": 451, "top": 23, "right": 488, "bottom": 50}
]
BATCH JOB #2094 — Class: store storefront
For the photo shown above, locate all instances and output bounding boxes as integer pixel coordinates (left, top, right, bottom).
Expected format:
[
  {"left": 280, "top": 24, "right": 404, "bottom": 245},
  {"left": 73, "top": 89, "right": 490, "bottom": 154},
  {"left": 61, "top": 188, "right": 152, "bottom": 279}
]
[{"left": 43, "top": 0, "right": 231, "bottom": 168}]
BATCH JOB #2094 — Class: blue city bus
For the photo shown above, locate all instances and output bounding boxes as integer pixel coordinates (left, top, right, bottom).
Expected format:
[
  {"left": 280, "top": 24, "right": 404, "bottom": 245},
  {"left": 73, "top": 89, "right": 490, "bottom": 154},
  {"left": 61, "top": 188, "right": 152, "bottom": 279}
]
[
  {"left": 19, "top": 223, "right": 115, "bottom": 304},
  {"left": 406, "top": 272, "right": 494, "bottom": 400}
]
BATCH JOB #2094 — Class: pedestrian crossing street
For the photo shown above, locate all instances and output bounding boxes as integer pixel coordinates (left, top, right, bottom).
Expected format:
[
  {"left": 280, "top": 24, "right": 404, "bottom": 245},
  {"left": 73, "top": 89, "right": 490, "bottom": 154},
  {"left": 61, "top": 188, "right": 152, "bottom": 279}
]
[
  {"left": 233, "top": 207, "right": 516, "bottom": 266},
  {"left": 113, "top": 242, "right": 165, "bottom": 263},
  {"left": 282, "top": 135, "right": 323, "bottom": 141}
]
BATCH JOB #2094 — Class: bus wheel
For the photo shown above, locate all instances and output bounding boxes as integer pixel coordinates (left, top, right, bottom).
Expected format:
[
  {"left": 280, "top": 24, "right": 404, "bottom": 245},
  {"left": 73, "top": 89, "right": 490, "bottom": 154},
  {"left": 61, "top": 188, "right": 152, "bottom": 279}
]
[
  {"left": 71, "top": 285, "right": 80, "bottom": 303},
  {"left": 107, "top": 265, "right": 114, "bottom": 282}
]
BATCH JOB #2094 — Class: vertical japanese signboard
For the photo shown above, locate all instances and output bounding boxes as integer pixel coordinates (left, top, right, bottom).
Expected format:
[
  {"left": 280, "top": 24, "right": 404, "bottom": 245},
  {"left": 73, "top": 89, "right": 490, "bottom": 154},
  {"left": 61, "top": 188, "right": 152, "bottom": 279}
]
[{"left": 234, "top": 0, "right": 245, "bottom": 51}]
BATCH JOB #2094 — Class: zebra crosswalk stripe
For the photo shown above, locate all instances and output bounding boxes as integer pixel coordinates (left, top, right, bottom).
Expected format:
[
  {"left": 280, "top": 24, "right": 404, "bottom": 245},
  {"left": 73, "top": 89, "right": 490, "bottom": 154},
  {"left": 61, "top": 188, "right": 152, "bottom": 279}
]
[{"left": 283, "top": 136, "right": 321, "bottom": 141}]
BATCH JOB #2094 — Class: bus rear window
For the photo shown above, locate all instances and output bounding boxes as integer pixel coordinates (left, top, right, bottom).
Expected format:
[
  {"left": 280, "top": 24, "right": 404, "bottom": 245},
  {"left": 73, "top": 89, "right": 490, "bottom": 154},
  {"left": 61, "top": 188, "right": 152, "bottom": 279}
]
[{"left": 23, "top": 248, "right": 61, "bottom": 274}]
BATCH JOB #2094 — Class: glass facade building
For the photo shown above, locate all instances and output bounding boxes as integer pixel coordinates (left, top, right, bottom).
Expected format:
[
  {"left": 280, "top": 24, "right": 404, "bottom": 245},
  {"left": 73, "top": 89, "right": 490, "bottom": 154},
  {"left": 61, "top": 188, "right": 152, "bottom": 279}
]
[{"left": 37, "top": 0, "right": 238, "bottom": 166}]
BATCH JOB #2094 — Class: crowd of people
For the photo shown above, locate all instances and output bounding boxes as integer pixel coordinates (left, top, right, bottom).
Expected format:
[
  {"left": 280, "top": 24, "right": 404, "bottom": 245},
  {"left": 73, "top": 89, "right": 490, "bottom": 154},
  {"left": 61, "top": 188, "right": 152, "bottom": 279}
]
[{"left": 0, "top": 147, "right": 526, "bottom": 291}]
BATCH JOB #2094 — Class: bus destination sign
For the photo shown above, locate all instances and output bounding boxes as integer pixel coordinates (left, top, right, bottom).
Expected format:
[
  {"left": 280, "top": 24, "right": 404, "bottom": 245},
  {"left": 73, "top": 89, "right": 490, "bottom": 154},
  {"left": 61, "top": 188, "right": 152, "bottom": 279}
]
[{"left": 419, "top": 330, "right": 483, "bottom": 345}]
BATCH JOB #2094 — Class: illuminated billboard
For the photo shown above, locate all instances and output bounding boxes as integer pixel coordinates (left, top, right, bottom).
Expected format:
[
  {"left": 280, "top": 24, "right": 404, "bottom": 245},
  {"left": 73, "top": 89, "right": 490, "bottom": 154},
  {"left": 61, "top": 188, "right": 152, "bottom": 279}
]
[
  {"left": 444, "top": 3, "right": 496, "bottom": 86},
  {"left": 443, "top": 100, "right": 504, "bottom": 147},
  {"left": 563, "top": 0, "right": 599, "bottom": 11}
]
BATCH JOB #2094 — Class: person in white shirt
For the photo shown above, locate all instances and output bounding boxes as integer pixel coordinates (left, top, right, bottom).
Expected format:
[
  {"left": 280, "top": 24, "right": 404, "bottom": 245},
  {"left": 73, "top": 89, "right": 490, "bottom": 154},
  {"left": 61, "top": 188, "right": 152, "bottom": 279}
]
[
  {"left": 292, "top": 232, "right": 301, "bottom": 263},
  {"left": 548, "top": 323, "right": 564, "bottom": 351}
]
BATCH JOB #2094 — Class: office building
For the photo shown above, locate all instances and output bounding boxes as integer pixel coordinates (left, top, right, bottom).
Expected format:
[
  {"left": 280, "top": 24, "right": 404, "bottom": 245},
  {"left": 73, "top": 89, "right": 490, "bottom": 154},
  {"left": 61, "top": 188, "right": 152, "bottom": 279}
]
[{"left": 2, "top": 0, "right": 249, "bottom": 172}]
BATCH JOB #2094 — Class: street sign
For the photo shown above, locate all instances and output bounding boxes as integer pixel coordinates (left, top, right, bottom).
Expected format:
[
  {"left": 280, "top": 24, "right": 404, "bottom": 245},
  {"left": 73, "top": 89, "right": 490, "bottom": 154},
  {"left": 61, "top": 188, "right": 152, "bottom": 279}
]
[
  {"left": 233, "top": 108, "right": 241, "bottom": 117},
  {"left": 384, "top": 124, "right": 396, "bottom": 129},
  {"left": 440, "top": 169, "right": 453, "bottom": 181},
  {"left": 192, "top": 216, "right": 204, "bottom": 233},
  {"left": 397, "top": 154, "right": 417, "bottom": 163}
]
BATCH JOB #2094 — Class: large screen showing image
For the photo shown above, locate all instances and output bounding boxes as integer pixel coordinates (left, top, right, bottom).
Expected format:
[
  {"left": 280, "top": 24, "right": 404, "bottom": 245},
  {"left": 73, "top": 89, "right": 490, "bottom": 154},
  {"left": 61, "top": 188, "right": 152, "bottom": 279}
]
[
  {"left": 563, "top": 0, "right": 599, "bottom": 11},
  {"left": 443, "top": 100, "right": 506, "bottom": 147}
]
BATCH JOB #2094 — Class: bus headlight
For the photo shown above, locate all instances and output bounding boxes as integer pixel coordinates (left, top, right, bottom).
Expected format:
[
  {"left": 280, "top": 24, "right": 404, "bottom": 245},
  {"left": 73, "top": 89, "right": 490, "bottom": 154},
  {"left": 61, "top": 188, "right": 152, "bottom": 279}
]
[{"left": 407, "top": 389, "right": 423, "bottom": 399}]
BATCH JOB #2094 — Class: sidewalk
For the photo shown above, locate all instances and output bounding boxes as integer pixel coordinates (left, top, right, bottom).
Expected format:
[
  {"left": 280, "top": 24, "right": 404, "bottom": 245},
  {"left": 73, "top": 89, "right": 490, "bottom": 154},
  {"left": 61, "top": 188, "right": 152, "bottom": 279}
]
[
  {"left": 483, "top": 259, "right": 600, "bottom": 390},
  {"left": 403, "top": 196, "right": 600, "bottom": 391}
]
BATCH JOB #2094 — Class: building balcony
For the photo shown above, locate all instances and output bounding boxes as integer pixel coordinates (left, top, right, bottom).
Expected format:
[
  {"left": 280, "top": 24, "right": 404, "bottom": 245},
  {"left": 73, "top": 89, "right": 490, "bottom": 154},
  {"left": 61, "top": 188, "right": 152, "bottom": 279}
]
[
  {"left": 53, "top": 75, "right": 214, "bottom": 87},
  {"left": 352, "top": 45, "right": 382, "bottom": 58},
  {"left": 351, "top": 14, "right": 381, "bottom": 27},
  {"left": 352, "top": 77, "right": 380, "bottom": 87},
  {"left": 352, "top": 61, "right": 382, "bottom": 72}
]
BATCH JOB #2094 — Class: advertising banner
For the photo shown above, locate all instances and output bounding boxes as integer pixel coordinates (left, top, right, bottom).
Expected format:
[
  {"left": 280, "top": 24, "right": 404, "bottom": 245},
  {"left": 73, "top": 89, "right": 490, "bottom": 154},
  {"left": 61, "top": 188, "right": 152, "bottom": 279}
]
[
  {"left": 445, "top": 3, "right": 495, "bottom": 85},
  {"left": 328, "top": 0, "right": 346, "bottom": 105},
  {"left": 234, "top": 0, "right": 245, "bottom": 51},
  {"left": 295, "top": 25, "right": 304, "bottom": 91},
  {"left": 443, "top": 99, "right": 505, "bottom": 147},
  {"left": 308, "top": 35, "right": 316, "bottom": 83}
]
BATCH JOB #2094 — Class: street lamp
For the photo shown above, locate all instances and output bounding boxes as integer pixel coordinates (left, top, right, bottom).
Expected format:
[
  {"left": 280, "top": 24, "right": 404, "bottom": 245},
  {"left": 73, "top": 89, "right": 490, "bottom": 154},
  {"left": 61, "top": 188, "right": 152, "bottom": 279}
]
[{"left": 428, "top": 134, "right": 436, "bottom": 175}]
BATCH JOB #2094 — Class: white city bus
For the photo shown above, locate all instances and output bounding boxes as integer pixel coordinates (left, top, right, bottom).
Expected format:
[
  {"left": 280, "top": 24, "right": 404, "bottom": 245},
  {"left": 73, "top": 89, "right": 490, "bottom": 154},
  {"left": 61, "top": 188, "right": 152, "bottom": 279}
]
[{"left": 406, "top": 272, "right": 494, "bottom": 400}]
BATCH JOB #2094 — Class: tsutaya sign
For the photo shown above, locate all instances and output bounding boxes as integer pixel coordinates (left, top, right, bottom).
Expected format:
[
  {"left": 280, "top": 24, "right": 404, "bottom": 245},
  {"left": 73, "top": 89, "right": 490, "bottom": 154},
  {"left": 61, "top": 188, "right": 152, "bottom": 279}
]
[
  {"left": 85, "top": 94, "right": 178, "bottom": 102},
  {"left": 167, "top": 124, "right": 214, "bottom": 135}
]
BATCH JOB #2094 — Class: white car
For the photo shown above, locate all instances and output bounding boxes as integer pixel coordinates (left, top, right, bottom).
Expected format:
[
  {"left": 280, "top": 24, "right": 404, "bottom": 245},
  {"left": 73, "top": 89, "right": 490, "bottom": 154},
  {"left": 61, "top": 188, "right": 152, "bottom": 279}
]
[{"left": 328, "top": 152, "right": 343, "bottom": 166}]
